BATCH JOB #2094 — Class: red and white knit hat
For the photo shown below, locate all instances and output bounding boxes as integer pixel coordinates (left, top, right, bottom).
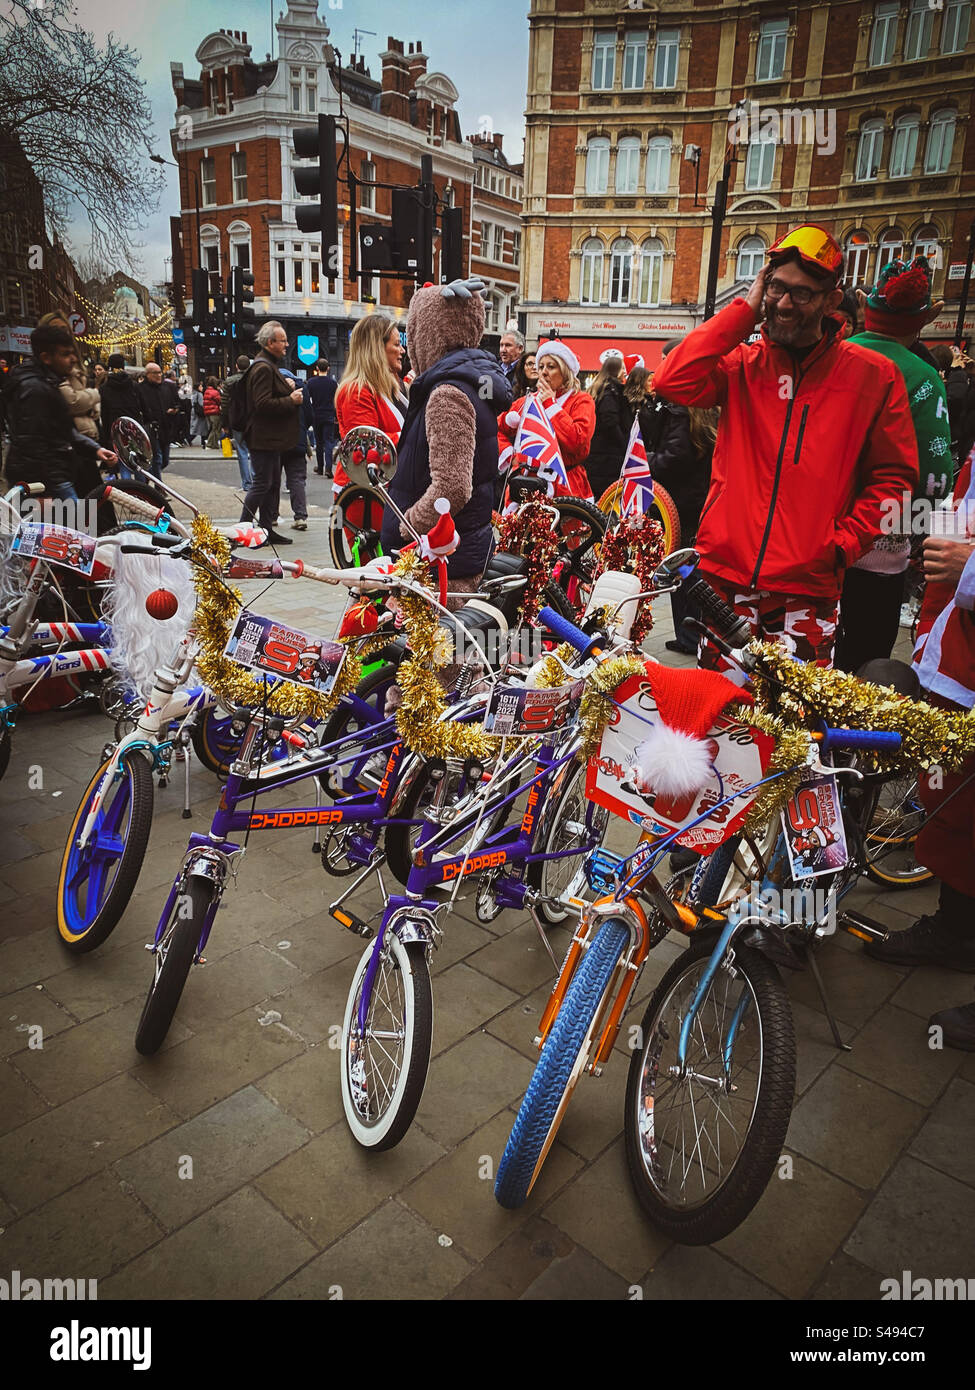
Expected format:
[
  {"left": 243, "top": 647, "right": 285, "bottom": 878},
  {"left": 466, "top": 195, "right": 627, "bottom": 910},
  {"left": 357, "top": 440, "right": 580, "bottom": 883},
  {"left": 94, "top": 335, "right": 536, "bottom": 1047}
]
[
  {"left": 623, "top": 353, "right": 645, "bottom": 375},
  {"left": 628, "top": 663, "right": 753, "bottom": 798}
]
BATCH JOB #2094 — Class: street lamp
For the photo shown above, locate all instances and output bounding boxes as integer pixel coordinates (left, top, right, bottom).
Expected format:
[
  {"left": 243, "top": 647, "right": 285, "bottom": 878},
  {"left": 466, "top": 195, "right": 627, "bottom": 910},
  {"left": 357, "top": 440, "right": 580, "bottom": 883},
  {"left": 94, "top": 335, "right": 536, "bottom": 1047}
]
[{"left": 150, "top": 152, "right": 202, "bottom": 274}]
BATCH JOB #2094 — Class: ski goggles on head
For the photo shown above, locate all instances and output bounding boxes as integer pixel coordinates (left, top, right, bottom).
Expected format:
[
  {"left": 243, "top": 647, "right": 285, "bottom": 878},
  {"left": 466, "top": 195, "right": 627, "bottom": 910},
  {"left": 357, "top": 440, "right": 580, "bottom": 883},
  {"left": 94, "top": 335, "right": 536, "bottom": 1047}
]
[{"left": 768, "top": 225, "right": 843, "bottom": 277}]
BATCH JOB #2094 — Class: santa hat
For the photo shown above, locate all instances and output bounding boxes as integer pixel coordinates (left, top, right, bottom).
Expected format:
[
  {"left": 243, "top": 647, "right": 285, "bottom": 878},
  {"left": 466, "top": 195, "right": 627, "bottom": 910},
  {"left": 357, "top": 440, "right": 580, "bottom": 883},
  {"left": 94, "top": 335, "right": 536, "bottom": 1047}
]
[
  {"left": 536, "top": 340, "right": 580, "bottom": 378},
  {"left": 627, "top": 664, "right": 753, "bottom": 799},
  {"left": 300, "top": 643, "right": 322, "bottom": 663},
  {"left": 417, "top": 497, "right": 459, "bottom": 562},
  {"left": 864, "top": 257, "right": 932, "bottom": 337},
  {"left": 623, "top": 353, "right": 644, "bottom": 375}
]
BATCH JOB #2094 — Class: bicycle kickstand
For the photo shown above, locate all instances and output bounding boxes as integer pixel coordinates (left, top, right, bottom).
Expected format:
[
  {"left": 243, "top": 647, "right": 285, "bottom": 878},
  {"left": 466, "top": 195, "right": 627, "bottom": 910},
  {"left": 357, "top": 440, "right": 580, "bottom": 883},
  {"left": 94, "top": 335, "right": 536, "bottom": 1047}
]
[{"left": 802, "top": 944, "right": 852, "bottom": 1051}]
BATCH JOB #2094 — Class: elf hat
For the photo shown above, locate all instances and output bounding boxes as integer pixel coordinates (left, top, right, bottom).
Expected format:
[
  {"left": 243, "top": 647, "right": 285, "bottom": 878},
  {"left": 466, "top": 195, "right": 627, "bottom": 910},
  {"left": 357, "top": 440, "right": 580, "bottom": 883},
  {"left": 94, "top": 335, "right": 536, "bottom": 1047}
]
[
  {"left": 628, "top": 663, "right": 753, "bottom": 799},
  {"left": 623, "top": 353, "right": 645, "bottom": 375},
  {"left": 864, "top": 256, "right": 933, "bottom": 336},
  {"left": 536, "top": 340, "right": 580, "bottom": 378}
]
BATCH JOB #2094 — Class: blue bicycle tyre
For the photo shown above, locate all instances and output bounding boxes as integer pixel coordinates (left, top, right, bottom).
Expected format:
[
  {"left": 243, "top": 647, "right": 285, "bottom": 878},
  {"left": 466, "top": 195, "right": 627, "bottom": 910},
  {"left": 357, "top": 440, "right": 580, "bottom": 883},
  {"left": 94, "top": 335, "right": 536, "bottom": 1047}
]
[{"left": 495, "top": 918, "right": 629, "bottom": 1208}]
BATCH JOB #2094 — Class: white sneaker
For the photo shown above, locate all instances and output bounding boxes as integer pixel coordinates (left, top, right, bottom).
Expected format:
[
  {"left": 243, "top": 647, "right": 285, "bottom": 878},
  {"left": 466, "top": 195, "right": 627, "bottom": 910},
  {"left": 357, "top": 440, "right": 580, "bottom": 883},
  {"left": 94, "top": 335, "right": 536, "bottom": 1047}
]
[
  {"left": 899, "top": 601, "right": 917, "bottom": 628},
  {"left": 291, "top": 519, "right": 307, "bottom": 531}
]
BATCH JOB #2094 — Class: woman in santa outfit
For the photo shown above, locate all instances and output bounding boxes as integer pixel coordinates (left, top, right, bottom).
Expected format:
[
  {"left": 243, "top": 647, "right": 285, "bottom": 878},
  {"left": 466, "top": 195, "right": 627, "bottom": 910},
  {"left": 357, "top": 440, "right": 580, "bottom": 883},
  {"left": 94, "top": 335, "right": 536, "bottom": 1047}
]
[
  {"left": 864, "top": 450, "right": 975, "bottom": 1050},
  {"left": 497, "top": 341, "right": 595, "bottom": 500},
  {"left": 334, "top": 314, "right": 409, "bottom": 494}
]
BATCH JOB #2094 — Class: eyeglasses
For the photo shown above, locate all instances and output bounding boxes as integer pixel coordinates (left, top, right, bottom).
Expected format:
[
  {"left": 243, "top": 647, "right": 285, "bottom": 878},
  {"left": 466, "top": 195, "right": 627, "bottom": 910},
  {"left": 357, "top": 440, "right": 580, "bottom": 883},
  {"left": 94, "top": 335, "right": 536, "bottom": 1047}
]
[{"left": 764, "top": 276, "right": 826, "bottom": 307}]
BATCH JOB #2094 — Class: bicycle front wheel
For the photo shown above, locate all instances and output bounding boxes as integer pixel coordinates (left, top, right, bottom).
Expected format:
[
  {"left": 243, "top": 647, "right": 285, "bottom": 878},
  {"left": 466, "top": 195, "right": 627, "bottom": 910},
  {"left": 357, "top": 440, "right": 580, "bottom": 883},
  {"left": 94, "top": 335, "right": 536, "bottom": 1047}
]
[
  {"left": 495, "top": 918, "right": 630, "bottom": 1208},
  {"left": 329, "top": 485, "right": 385, "bottom": 568},
  {"left": 57, "top": 751, "right": 154, "bottom": 953},
  {"left": 135, "top": 878, "right": 213, "bottom": 1055},
  {"left": 527, "top": 760, "right": 609, "bottom": 925},
  {"left": 340, "top": 932, "right": 433, "bottom": 1150},
  {"left": 624, "top": 937, "right": 795, "bottom": 1245}
]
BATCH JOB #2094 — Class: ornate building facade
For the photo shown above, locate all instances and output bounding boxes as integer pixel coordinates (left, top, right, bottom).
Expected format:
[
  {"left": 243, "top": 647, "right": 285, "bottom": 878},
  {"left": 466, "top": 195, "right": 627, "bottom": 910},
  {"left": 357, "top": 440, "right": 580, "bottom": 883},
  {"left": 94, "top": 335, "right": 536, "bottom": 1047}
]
[{"left": 521, "top": 0, "right": 975, "bottom": 369}]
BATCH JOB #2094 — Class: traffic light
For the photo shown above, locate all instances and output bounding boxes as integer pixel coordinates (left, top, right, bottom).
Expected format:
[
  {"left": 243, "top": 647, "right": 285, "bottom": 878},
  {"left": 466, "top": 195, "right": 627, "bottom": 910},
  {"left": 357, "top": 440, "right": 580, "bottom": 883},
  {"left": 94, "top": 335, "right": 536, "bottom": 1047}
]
[
  {"left": 441, "top": 207, "right": 464, "bottom": 283},
  {"left": 292, "top": 114, "right": 339, "bottom": 285},
  {"left": 212, "top": 291, "right": 227, "bottom": 337},
  {"left": 190, "top": 267, "right": 210, "bottom": 338},
  {"left": 230, "top": 266, "right": 256, "bottom": 343}
]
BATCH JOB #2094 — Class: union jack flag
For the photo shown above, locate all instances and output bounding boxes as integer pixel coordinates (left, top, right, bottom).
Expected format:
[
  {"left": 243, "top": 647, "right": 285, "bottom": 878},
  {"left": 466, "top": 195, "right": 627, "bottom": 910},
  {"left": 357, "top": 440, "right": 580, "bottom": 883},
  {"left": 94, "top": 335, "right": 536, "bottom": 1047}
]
[
  {"left": 619, "top": 416, "right": 654, "bottom": 518},
  {"left": 513, "top": 394, "right": 569, "bottom": 491}
]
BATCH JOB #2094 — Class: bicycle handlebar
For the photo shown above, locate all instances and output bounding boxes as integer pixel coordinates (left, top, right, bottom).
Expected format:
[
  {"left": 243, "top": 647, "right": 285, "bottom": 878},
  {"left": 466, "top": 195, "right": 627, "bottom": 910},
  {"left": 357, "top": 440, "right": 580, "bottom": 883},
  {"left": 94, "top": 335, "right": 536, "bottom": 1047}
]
[
  {"left": 537, "top": 605, "right": 603, "bottom": 660},
  {"left": 816, "top": 726, "right": 903, "bottom": 754}
]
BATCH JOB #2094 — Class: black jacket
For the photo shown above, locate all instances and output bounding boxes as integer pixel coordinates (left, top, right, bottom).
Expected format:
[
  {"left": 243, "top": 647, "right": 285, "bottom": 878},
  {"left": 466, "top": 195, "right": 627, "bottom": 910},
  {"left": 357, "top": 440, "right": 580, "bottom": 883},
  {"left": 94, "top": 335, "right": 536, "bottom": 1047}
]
[
  {"left": 304, "top": 372, "right": 337, "bottom": 421},
  {"left": 639, "top": 399, "right": 713, "bottom": 537},
  {"left": 99, "top": 371, "right": 145, "bottom": 448},
  {"left": 136, "top": 379, "right": 166, "bottom": 436},
  {"left": 3, "top": 359, "right": 102, "bottom": 491},
  {"left": 583, "top": 380, "right": 630, "bottom": 499}
]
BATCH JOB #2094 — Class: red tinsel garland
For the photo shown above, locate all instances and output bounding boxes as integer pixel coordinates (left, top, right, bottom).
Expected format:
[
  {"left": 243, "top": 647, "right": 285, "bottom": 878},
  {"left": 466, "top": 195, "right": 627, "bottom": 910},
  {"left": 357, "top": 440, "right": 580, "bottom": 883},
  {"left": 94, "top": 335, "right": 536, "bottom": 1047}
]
[
  {"left": 495, "top": 501, "right": 561, "bottom": 622},
  {"left": 594, "top": 513, "right": 665, "bottom": 643}
]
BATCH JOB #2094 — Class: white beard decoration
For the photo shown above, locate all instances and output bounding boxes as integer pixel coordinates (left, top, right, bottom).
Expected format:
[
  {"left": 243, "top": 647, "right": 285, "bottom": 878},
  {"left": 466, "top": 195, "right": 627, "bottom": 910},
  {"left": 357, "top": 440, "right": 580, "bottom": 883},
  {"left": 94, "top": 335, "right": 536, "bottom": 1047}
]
[
  {"left": 627, "top": 726, "right": 715, "bottom": 799},
  {"left": 101, "top": 547, "right": 195, "bottom": 702}
]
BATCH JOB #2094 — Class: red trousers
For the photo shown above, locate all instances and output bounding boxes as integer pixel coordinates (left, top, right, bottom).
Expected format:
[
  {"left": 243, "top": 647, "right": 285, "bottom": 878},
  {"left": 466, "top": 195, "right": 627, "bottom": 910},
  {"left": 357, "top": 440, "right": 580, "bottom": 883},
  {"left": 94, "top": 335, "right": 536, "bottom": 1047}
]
[{"left": 916, "top": 692, "right": 975, "bottom": 896}]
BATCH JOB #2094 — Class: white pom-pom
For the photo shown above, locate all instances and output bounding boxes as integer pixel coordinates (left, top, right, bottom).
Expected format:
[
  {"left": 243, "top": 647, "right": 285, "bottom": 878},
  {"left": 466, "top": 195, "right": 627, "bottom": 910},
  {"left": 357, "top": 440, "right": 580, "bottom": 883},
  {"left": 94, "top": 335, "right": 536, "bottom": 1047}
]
[
  {"left": 433, "top": 496, "right": 450, "bottom": 516},
  {"left": 505, "top": 410, "right": 520, "bottom": 429},
  {"left": 628, "top": 727, "right": 714, "bottom": 799}
]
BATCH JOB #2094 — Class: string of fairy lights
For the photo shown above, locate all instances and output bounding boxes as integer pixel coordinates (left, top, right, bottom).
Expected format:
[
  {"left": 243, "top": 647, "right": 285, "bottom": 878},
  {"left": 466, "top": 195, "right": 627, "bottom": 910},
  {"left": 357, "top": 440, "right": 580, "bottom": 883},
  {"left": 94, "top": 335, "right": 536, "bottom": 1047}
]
[{"left": 71, "top": 289, "right": 176, "bottom": 361}]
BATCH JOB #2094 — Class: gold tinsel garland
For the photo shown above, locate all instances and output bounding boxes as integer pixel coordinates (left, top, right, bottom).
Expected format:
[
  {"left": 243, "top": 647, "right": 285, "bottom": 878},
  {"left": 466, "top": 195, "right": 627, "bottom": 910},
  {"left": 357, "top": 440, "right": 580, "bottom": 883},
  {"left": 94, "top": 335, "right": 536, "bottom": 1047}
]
[
  {"left": 190, "top": 515, "right": 379, "bottom": 720},
  {"left": 533, "top": 647, "right": 647, "bottom": 761},
  {"left": 390, "top": 550, "right": 503, "bottom": 761}
]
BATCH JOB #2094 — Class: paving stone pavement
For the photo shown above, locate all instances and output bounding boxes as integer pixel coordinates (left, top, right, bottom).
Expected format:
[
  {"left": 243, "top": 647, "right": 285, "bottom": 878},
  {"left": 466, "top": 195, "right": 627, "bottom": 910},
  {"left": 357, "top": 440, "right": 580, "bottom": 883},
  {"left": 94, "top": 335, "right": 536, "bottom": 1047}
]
[{"left": 1, "top": 456, "right": 972, "bottom": 1302}]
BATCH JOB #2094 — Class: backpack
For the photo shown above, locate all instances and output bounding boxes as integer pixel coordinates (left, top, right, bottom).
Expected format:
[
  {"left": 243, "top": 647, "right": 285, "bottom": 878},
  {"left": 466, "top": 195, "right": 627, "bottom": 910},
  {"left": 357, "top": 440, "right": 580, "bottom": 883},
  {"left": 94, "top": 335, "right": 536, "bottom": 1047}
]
[{"left": 225, "top": 369, "right": 251, "bottom": 434}]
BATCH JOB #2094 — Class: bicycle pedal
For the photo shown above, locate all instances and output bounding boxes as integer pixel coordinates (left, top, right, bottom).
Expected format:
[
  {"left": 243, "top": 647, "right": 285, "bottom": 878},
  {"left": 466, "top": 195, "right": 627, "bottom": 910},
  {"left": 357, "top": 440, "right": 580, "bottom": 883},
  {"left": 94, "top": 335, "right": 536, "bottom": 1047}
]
[
  {"left": 331, "top": 906, "right": 374, "bottom": 939},
  {"left": 838, "top": 910, "right": 888, "bottom": 944},
  {"left": 585, "top": 848, "right": 625, "bottom": 893}
]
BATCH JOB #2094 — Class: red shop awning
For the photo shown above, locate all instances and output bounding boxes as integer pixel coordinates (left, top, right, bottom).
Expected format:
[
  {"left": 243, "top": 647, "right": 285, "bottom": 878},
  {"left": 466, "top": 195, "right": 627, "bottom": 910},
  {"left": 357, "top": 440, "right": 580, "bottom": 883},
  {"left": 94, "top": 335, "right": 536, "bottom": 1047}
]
[{"left": 534, "top": 337, "right": 666, "bottom": 372}]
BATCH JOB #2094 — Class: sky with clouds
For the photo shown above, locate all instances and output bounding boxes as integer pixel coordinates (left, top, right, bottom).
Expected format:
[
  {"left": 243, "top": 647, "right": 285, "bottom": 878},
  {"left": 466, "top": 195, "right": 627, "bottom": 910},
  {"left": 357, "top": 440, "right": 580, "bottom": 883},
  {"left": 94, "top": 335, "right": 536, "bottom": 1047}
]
[{"left": 67, "top": 0, "right": 530, "bottom": 284}]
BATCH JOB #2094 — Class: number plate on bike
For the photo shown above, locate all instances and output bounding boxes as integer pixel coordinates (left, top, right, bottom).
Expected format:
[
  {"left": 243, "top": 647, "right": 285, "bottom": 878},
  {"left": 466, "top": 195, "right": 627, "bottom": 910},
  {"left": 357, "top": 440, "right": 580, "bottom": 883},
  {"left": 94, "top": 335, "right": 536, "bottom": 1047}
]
[
  {"left": 224, "top": 609, "right": 344, "bottom": 694},
  {"left": 484, "top": 679, "right": 584, "bottom": 737},
  {"left": 780, "top": 767, "right": 849, "bottom": 880},
  {"left": 11, "top": 522, "right": 96, "bottom": 576},
  {"left": 586, "top": 669, "right": 774, "bottom": 850}
]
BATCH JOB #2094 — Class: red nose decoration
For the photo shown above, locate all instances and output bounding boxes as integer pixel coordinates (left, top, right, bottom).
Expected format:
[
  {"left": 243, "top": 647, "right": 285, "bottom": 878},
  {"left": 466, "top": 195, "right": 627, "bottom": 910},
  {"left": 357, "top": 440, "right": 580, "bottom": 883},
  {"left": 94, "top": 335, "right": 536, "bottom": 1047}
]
[
  {"left": 145, "top": 588, "right": 179, "bottom": 621},
  {"left": 351, "top": 448, "right": 365, "bottom": 464},
  {"left": 365, "top": 447, "right": 380, "bottom": 464}
]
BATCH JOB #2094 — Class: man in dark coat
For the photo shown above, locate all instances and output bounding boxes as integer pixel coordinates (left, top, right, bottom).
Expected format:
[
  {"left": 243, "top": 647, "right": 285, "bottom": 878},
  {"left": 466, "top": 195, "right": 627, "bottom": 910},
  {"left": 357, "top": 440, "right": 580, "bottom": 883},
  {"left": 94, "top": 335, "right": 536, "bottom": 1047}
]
[
  {"left": 239, "top": 321, "right": 304, "bottom": 546},
  {"left": 3, "top": 323, "right": 115, "bottom": 501},
  {"left": 99, "top": 353, "right": 146, "bottom": 465},
  {"left": 136, "top": 363, "right": 169, "bottom": 478},
  {"left": 304, "top": 358, "right": 338, "bottom": 477}
]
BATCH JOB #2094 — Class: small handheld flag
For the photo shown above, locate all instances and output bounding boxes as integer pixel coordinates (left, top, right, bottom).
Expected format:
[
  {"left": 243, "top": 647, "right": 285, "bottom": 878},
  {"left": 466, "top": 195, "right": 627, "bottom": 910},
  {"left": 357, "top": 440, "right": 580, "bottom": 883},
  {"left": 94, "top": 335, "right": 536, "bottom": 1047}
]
[{"left": 619, "top": 416, "right": 654, "bottom": 518}]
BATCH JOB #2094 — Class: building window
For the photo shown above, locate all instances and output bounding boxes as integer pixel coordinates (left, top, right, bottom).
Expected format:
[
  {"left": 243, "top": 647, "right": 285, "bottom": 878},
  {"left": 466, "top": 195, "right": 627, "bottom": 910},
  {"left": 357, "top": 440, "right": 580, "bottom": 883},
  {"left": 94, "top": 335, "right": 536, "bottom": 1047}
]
[
  {"left": 615, "top": 137, "right": 641, "bottom": 194},
  {"left": 202, "top": 243, "right": 219, "bottom": 273},
  {"left": 580, "top": 238, "right": 603, "bottom": 305},
  {"left": 622, "top": 32, "right": 646, "bottom": 89},
  {"left": 277, "top": 260, "right": 286, "bottom": 293},
  {"left": 512, "top": 231, "right": 521, "bottom": 267},
  {"left": 844, "top": 231, "right": 871, "bottom": 287},
  {"left": 941, "top": 0, "right": 971, "bottom": 53},
  {"left": 200, "top": 157, "right": 216, "bottom": 207},
  {"left": 481, "top": 220, "right": 491, "bottom": 256},
  {"left": 904, "top": 0, "right": 934, "bottom": 60},
  {"left": 591, "top": 31, "right": 615, "bottom": 90},
  {"left": 230, "top": 238, "right": 251, "bottom": 269},
  {"left": 291, "top": 84, "right": 302, "bottom": 112},
  {"left": 231, "top": 151, "right": 247, "bottom": 203},
  {"left": 306, "top": 69, "right": 317, "bottom": 113},
  {"left": 637, "top": 238, "right": 663, "bottom": 307},
  {"left": 585, "top": 137, "right": 610, "bottom": 194},
  {"left": 756, "top": 18, "right": 788, "bottom": 80},
  {"left": 310, "top": 261, "right": 320, "bottom": 294},
  {"left": 855, "top": 118, "right": 884, "bottom": 181},
  {"left": 924, "top": 110, "right": 956, "bottom": 174},
  {"left": 876, "top": 228, "right": 904, "bottom": 272},
  {"left": 869, "top": 1, "right": 899, "bottom": 66},
  {"left": 889, "top": 114, "right": 919, "bottom": 177},
  {"left": 912, "top": 224, "right": 940, "bottom": 267},
  {"left": 609, "top": 238, "right": 633, "bottom": 306},
  {"left": 736, "top": 235, "right": 766, "bottom": 280},
  {"left": 653, "top": 28, "right": 679, "bottom": 89},
  {"left": 745, "top": 134, "right": 776, "bottom": 190},
  {"left": 360, "top": 159, "right": 376, "bottom": 211},
  {"left": 293, "top": 261, "right": 303, "bottom": 294},
  {"left": 492, "top": 224, "right": 504, "bottom": 261},
  {"left": 645, "top": 135, "right": 671, "bottom": 194}
]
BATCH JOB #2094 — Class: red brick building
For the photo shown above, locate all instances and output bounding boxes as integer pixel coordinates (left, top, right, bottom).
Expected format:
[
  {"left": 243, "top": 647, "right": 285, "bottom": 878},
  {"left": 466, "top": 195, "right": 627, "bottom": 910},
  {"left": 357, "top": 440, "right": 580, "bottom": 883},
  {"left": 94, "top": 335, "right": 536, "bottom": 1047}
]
[
  {"left": 523, "top": 0, "right": 975, "bottom": 370},
  {"left": 168, "top": 0, "right": 482, "bottom": 376}
]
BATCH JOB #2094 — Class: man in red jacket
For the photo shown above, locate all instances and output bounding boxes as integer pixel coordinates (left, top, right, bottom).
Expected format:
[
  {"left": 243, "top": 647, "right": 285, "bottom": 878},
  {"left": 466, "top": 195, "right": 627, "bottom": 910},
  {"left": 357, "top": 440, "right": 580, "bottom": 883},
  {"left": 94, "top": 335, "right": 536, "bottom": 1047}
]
[{"left": 652, "top": 224, "right": 919, "bottom": 673}]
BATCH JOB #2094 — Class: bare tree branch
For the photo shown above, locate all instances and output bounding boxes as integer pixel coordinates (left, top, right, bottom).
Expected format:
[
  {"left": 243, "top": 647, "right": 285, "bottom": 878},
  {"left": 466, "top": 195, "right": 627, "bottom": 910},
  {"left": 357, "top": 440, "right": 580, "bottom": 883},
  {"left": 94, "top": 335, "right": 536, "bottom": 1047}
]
[{"left": 0, "top": 0, "right": 164, "bottom": 271}]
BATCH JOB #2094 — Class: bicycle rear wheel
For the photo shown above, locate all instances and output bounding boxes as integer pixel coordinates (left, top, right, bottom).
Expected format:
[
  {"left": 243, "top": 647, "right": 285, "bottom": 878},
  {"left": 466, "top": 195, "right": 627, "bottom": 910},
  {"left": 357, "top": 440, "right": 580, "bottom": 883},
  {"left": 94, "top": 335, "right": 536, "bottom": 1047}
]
[
  {"left": 624, "top": 936, "right": 795, "bottom": 1245},
  {"left": 527, "top": 760, "right": 609, "bottom": 925},
  {"left": 329, "top": 485, "right": 385, "bottom": 568},
  {"left": 495, "top": 918, "right": 630, "bottom": 1207},
  {"left": 549, "top": 497, "right": 607, "bottom": 615},
  {"left": 597, "top": 479, "right": 681, "bottom": 555}
]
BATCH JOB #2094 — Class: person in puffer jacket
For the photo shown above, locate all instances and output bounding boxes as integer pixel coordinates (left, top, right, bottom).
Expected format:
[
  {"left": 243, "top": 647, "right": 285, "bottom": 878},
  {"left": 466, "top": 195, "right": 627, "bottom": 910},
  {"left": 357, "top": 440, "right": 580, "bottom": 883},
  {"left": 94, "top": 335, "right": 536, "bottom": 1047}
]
[{"left": 652, "top": 223, "right": 918, "bottom": 675}]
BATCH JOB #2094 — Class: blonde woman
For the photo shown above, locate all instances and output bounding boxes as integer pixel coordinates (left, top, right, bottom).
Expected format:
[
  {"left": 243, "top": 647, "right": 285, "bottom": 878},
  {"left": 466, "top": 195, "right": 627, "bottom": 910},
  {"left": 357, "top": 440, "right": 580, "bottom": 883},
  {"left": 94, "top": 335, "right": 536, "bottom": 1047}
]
[
  {"left": 498, "top": 341, "right": 595, "bottom": 499},
  {"left": 334, "top": 314, "right": 408, "bottom": 493}
]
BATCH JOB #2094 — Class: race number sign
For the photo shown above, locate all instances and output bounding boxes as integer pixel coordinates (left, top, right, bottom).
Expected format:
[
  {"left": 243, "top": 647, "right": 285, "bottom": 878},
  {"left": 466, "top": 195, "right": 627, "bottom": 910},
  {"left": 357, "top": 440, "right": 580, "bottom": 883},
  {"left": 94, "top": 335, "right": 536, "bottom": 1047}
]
[
  {"left": 780, "top": 767, "right": 849, "bottom": 881},
  {"left": 585, "top": 669, "right": 774, "bottom": 850},
  {"left": 484, "top": 679, "right": 584, "bottom": 737},
  {"left": 11, "top": 523, "right": 96, "bottom": 576},
  {"left": 223, "top": 610, "right": 344, "bottom": 695}
]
